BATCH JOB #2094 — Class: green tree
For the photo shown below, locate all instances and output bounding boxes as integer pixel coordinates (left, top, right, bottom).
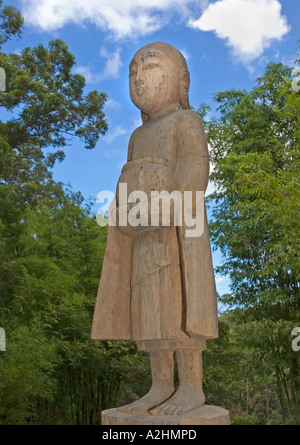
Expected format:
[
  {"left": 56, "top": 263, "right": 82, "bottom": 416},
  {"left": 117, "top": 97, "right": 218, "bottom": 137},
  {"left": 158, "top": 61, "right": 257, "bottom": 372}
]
[
  {"left": 0, "top": 2, "right": 120, "bottom": 424},
  {"left": 0, "top": 0, "right": 23, "bottom": 46},
  {"left": 203, "top": 315, "right": 282, "bottom": 425},
  {"left": 0, "top": 3, "right": 151, "bottom": 425},
  {"left": 200, "top": 62, "right": 300, "bottom": 421},
  {"left": 0, "top": 3, "right": 108, "bottom": 307}
]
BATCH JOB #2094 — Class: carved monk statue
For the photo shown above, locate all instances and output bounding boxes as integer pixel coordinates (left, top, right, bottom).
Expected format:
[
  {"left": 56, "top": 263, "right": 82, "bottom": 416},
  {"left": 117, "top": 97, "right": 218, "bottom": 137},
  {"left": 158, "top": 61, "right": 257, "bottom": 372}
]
[{"left": 91, "top": 42, "right": 218, "bottom": 417}]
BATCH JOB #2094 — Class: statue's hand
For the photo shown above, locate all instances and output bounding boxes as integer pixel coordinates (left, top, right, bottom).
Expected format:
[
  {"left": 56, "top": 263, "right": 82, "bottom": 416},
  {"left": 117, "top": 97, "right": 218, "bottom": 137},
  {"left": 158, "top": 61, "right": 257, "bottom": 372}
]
[{"left": 115, "top": 204, "right": 151, "bottom": 237}]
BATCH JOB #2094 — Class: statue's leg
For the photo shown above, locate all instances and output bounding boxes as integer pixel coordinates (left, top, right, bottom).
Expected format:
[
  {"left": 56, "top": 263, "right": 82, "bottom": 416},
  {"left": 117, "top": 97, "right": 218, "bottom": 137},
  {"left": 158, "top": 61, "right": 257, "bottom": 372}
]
[
  {"left": 118, "top": 342, "right": 175, "bottom": 415},
  {"left": 149, "top": 346, "right": 205, "bottom": 416}
]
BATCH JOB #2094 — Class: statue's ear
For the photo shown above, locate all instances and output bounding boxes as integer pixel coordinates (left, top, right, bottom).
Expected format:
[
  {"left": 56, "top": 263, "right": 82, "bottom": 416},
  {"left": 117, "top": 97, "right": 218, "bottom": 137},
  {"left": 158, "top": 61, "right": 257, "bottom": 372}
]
[
  {"left": 141, "top": 111, "right": 149, "bottom": 124},
  {"left": 179, "top": 70, "right": 190, "bottom": 109}
]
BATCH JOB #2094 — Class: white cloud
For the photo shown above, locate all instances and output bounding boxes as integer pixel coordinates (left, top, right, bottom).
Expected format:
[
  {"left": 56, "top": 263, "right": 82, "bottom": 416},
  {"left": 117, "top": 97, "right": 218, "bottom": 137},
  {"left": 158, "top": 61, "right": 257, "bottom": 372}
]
[
  {"left": 21, "top": 0, "right": 202, "bottom": 39},
  {"left": 99, "top": 47, "right": 123, "bottom": 79},
  {"left": 12, "top": 48, "right": 22, "bottom": 55},
  {"left": 205, "top": 180, "right": 216, "bottom": 197},
  {"left": 74, "top": 47, "right": 123, "bottom": 83},
  {"left": 205, "top": 143, "right": 216, "bottom": 197},
  {"left": 189, "top": 0, "right": 290, "bottom": 61},
  {"left": 215, "top": 276, "right": 230, "bottom": 286},
  {"left": 74, "top": 65, "right": 99, "bottom": 83},
  {"left": 106, "top": 125, "right": 128, "bottom": 143},
  {"left": 105, "top": 98, "right": 122, "bottom": 109}
]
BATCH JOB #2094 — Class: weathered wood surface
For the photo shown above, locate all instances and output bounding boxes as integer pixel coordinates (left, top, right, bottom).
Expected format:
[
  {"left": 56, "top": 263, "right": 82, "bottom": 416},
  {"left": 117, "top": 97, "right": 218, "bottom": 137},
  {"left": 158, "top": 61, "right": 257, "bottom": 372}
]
[
  {"left": 102, "top": 405, "right": 230, "bottom": 425},
  {"left": 92, "top": 42, "right": 229, "bottom": 423}
]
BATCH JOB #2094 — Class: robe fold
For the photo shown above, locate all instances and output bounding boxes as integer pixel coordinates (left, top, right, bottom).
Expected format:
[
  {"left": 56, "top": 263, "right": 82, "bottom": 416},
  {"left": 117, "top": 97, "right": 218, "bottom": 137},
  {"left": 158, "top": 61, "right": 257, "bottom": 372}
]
[{"left": 91, "top": 109, "right": 218, "bottom": 342}]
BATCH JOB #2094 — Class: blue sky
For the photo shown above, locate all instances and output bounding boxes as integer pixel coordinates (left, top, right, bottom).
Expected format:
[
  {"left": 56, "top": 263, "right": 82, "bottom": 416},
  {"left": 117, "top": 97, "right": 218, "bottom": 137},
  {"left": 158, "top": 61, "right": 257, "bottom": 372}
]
[{"left": 2, "top": 0, "right": 300, "bottom": 297}]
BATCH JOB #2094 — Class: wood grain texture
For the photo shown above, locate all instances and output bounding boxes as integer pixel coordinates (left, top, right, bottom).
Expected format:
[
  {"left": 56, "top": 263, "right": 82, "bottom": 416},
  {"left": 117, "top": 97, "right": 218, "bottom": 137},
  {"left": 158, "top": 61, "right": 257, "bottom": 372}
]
[{"left": 91, "top": 42, "right": 228, "bottom": 423}]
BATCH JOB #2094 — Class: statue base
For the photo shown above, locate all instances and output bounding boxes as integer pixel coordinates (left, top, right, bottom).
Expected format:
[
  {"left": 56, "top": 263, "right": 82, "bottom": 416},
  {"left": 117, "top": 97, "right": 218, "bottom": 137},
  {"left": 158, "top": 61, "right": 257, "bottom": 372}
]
[{"left": 101, "top": 405, "right": 230, "bottom": 425}]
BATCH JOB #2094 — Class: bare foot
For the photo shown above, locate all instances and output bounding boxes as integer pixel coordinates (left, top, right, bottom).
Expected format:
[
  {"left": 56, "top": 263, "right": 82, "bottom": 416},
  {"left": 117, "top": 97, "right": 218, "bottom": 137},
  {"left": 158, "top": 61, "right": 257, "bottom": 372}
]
[
  {"left": 117, "top": 385, "right": 175, "bottom": 415},
  {"left": 149, "top": 385, "right": 205, "bottom": 416}
]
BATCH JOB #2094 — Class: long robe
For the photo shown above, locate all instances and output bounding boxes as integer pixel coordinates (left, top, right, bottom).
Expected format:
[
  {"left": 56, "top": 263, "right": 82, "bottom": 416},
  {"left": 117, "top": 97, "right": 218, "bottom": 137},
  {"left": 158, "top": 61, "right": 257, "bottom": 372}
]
[{"left": 91, "top": 109, "right": 218, "bottom": 341}]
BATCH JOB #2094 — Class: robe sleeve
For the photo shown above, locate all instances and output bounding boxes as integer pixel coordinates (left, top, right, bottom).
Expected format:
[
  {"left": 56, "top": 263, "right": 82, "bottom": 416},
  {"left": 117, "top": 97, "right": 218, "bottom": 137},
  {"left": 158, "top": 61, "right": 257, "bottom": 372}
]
[{"left": 174, "top": 110, "right": 219, "bottom": 340}]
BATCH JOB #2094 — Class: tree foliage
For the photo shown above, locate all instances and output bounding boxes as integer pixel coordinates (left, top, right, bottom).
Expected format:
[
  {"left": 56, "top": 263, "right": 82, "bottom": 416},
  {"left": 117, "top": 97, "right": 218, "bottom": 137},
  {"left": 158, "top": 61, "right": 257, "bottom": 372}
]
[
  {"left": 0, "top": 2, "right": 151, "bottom": 424},
  {"left": 1, "top": 1, "right": 299, "bottom": 425},
  {"left": 199, "top": 62, "right": 300, "bottom": 421},
  {"left": 0, "top": 0, "right": 23, "bottom": 46}
]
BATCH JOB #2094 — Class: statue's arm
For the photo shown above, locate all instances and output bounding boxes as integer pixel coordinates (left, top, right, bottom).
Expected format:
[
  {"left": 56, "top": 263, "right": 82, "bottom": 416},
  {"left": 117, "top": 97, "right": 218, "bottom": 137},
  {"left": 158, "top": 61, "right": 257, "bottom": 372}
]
[
  {"left": 114, "top": 131, "right": 136, "bottom": 234},
  {"left": 174, "top": 110, "right": 209, "bottom": 193}
]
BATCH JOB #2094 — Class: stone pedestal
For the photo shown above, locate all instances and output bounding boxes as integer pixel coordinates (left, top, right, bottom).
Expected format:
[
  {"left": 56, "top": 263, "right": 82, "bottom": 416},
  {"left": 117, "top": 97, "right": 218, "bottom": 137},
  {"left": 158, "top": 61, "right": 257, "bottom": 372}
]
[{"left": 102, "top": 405, "right": 230, "bottom": 425}]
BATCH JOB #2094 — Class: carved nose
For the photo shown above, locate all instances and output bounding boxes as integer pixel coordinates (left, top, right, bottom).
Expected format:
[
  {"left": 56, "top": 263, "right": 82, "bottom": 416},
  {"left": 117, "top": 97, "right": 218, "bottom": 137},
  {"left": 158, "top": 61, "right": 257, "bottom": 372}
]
[
  {"left": 135, "top": 66, "right": 144, "bottom": 81},
  {"left": 134, "top": 79, "right": 144, "bottom": 88}
]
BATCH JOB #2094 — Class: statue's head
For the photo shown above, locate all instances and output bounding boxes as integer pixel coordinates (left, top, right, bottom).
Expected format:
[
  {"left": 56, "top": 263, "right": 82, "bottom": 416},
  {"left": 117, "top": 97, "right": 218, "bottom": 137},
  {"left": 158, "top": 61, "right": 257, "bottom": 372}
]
[{"left": 129, "top": 42, "right": 190, "bottom": 123}]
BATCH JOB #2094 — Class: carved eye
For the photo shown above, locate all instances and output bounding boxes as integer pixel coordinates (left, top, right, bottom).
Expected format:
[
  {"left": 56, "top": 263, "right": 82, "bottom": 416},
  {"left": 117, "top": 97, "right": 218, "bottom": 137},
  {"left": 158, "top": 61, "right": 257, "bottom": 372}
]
[{"left": 144, "top": 63, "right": 159, "bottom": 70}]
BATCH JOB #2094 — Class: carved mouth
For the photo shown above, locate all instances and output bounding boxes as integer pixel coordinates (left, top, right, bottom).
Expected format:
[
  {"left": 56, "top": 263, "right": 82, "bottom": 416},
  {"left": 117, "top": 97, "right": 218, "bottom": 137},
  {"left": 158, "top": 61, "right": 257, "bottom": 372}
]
[{"left": 135, "top": 86, "right": 144, "bottom": 96}]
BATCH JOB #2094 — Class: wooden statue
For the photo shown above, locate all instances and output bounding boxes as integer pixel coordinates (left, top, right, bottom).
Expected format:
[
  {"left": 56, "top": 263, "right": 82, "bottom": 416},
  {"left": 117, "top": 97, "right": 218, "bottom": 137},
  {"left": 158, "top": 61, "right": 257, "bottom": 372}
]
[{"left": 92, "top": 42, "right": 228, "bottom": 424}]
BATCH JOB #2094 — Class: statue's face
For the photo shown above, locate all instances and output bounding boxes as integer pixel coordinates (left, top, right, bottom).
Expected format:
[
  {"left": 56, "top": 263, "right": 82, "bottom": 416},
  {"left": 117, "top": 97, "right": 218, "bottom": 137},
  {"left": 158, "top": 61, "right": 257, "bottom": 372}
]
[{"left": 129, "top": 47, "right": 179, "bottom": 116}]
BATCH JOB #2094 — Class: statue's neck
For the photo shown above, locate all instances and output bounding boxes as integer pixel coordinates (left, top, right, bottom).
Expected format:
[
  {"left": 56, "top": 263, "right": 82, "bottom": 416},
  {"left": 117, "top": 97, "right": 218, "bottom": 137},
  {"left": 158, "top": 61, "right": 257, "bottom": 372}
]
[{"left": 147, "top": 103, "right": 180, "bottom": 121}]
